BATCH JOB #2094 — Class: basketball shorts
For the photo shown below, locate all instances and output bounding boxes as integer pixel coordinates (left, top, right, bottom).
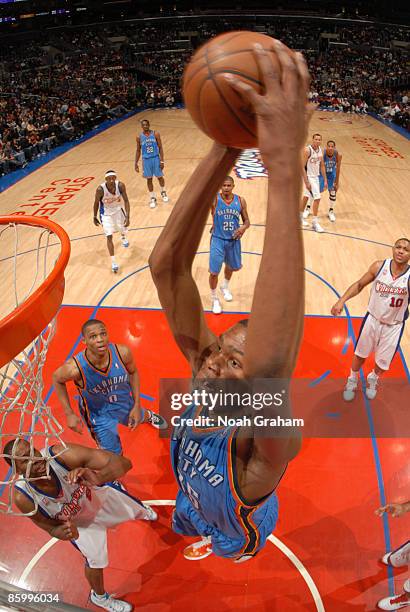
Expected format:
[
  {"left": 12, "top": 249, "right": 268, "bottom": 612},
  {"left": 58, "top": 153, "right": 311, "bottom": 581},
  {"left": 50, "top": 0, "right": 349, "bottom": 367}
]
[
  {"left": 172, "top": 490, "right": 279, "bottom": 560},
  {"left": 79, "top": 399, "right": 137, "bottom": 455},
  {"left": 100, "top": 209, "right": 127, "bottom": 237},
  {"left": 303, "top": 176, "right": 320, "bottom": 200},
  {"left": 72, "top": 483, "right": 150, "bottom": 568},
  {"left": 355, "top": 312, "right": 405, "bottom": 370},
  {"left": 142, "top": 156, "right": 163, "bottom": 178},
  {"left": 320, "top": 173, "right": 336, "bottom": 193},
  {"left": 209, "top": 236, "right": 242, "bottom": 274}
]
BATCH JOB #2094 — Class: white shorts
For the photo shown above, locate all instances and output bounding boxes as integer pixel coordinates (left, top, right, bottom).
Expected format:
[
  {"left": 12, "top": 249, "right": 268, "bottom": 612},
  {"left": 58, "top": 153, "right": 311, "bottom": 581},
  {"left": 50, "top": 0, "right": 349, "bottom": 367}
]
[
  {"left": 355, "top": 312, "right": 405, "bottom": 370},
  {"left": 303, "top": 176, "right": 320, "bottom": 200},
  {"left": 74, "top": 484, "right": 151, "bottom": 568},
  {"left": 101, "top": 209, "right": 127, "bottom": 237}
]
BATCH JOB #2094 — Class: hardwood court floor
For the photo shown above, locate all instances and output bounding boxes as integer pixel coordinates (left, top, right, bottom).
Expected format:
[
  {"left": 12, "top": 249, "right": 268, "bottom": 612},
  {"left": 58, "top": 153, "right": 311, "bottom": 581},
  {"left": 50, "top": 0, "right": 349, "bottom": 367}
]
[{"left": 0, "top": 109, "right": 409, "bottom": 610}]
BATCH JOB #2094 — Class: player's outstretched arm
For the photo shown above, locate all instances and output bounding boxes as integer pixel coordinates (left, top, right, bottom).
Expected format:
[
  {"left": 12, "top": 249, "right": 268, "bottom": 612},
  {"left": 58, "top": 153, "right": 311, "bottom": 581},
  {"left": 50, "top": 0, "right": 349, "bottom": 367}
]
[
  {"left": 93, "top": 186, "right": 103, "bottom": 226},
  {"left": 52, "top": 360, "right": 84, "bottom": 434},
  {"left": 375, "top": 501, "right": 410, "bottom": 518},
  {"left": 331, "top": 260, "right": 382, "bottom": 315},
  {"left": 227, "top": 41, "right": 310, "bottom": 471},
  {"left": 149, "top": 143, "right": 239, "bottom": 374},
  {"left": 56, "top": 443, "right": 132, "bottom": 485}
]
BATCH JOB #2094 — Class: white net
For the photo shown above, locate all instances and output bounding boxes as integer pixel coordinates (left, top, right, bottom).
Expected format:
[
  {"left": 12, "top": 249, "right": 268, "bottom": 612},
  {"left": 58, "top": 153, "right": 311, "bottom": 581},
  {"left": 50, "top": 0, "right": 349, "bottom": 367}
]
[{"left": 0, "top": 220, "right": 68, "bottom": 516}]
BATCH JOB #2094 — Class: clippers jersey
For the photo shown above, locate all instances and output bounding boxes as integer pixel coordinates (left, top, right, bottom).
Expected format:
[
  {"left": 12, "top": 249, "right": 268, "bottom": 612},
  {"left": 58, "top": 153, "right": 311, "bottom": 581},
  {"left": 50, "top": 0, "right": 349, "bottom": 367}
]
[
  {"left": 140, "top": 130, "right": 159, "bottom": 159},
  {"left": 15, "top": 447, "right": 102, "bottom": 526},
  {"left": 323, "top": 150, "right": 338, "bottom": 178},
  {"left": 212, "top": 193, "right": 241, "bottom": 240},
  {"left": 171, "top": 404, "right": 279, "bottom": 555},
  {"left": 99, "top": 181, "right": 124, "bottom": 217},
  {"left": 368, "top": 259, "right": 410, "bottom": 324},
  {"left": 306, "top": 145, "right": 322, "bottom": 178},
  {"left": 74, "top": 344, "right": 133, "bottom": 417}
]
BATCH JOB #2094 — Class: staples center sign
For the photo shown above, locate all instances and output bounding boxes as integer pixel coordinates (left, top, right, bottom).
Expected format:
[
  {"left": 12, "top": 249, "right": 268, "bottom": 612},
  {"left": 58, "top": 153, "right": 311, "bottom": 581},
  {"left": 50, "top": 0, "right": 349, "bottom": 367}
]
[{"left": 10, "top": 176, "right": 95, "bottom": 218}]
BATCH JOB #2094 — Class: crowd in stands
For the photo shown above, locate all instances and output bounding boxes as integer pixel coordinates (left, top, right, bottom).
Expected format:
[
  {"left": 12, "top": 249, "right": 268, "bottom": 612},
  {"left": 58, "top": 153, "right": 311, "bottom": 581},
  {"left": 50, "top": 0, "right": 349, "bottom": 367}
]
[{"left": 0, "top": 17, "right": 408, "bottom": 176}]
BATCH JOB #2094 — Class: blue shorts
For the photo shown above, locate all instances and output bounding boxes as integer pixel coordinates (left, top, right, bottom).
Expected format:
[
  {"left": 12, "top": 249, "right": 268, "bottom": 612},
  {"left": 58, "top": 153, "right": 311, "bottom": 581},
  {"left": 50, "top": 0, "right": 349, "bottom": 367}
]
[
  {"left": 142, "top": 156, "right": 163, "bottom": 178},
  {"left": 172, "top": 490, "right": 279, "bottom": 559},
  {"left": 79, "top": 400, "right": 144, "bottom": 455},
  {"left": 320, "top": 173, "right": 336, "bottom": 193},
  {"left": 209, "top": 236, "right": 242, "bottom": 274}
]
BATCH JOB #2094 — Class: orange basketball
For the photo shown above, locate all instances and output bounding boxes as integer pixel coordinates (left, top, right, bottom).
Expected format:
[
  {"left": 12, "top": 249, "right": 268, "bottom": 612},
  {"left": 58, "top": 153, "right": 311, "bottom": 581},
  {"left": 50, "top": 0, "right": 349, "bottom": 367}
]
[{"left": 183, "top": 31, "right": 293, "bottom": 149}]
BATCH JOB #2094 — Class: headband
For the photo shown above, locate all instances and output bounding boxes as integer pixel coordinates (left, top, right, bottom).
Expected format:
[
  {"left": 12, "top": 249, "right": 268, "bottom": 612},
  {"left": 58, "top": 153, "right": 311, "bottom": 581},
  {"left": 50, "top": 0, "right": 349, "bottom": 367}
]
[{"left": 105, "top": 171, "right": 117, "bottom": 178}]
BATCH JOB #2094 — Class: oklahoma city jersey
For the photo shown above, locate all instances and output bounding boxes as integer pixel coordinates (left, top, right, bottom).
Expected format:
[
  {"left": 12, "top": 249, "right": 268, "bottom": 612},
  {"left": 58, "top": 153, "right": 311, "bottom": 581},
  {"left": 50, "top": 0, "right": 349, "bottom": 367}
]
[
  {"left": 212, "top": 193, "right": 241, "bottom": 240},
  {"left": 15, "top": 447, "right": 102, "bottom": 526},
  {"left": 171, "top": 404, "right": 279, "bottom": 557},
  {"left": 306, "top": 145, "right": 322, "bottom": 178},
  {"left": 140, "top": 130, "right": 159, "bottom": 159},
  {"left": 368, "top": 259, "right": 410, "bottom": 324},
  {"left": 99, "top": 181, "right": 124, "bottom": 216},
  {"left": 74, "top": 343, "right": 133, "bottom": 417},
  {"left": 323, "top": 150, "right": 337, "bottom": 178}
]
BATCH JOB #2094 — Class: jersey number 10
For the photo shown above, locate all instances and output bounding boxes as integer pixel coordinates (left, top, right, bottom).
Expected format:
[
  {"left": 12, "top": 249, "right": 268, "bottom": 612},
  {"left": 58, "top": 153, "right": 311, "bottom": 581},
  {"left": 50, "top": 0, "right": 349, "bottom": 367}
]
[{"left": 390, "top": 297, "right": 404, "bottom": 308}]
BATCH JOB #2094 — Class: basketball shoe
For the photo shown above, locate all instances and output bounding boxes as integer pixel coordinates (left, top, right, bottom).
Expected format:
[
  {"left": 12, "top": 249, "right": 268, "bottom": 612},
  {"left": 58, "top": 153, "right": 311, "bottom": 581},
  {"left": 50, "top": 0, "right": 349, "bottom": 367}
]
[
  {"left": 145, "top": 409, "right": 168, "bottom": 430},
  {"left": 112, "top": 262, "right": 119, "bottom": 273},
  {"left": 366, "top": 371, "right": 379, "bottom": 400},
  {"left": 183, "top": 537, "right": 213, "bottom": 561},
  {"left": 221, "top": 286, "right": 233, "bottom": 302},
  {"left": 121, "top": 236, "right": 129, "bottom": 248},
  {"left": 328, "top": 208, "right": 336, "bottom": 222},
  {"left": 382, "top": 541, "right": 410, "bottom": 567},
  {"left": 303, "top": 205, "right": 311, "bottom": 219},
  {"left": 212, "top": 297, "right": 222, "bottom": 314},
  {"left": 312, "top": 218, "right": 324, "bottom": 233},
  {"left": 161, "top": 190, "right": 169, "bottom": 203},
  {"left": 377, "top": 591, "right": 410, "bottom": 610},
  {"left": 149, "top": 196, "right": 157, "bottom": 209},
  {"left": 90, "top": 591, "right": 133, "bottom": 612},
  {"left": 343, "top": 374, "right": 358, "bottom": 401}
]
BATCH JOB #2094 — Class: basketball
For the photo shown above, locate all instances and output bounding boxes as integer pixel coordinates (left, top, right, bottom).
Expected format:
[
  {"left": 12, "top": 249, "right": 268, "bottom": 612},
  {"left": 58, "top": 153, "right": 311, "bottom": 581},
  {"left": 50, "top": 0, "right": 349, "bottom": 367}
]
[{"left": 183, "top": 31, "right": 293, "bottom": 149}]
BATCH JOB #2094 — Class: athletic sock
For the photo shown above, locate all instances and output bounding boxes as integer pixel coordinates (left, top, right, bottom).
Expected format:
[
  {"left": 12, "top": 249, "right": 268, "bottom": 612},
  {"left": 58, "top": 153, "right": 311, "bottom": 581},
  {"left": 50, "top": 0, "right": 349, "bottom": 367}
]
[
  {"left": 110, "top": 256, "right": 116, "bottom": 263},
  {"left": 211, "top": 289, "right": 217, "bottom": 299},
  {"left": 221, "top": 279, "right": 229, "bottom": 289},
  {"left": 149, "top": 191, "right": 156, "bottom": 199},
  {"left": 92, "top": 591, "right": 109, "bottom": 600},
  {"left": 368, "top": 370, "right": 379, "bottom": 380},
  {"left": 350, "top": 369, "right": 358, "bottom": 379}
]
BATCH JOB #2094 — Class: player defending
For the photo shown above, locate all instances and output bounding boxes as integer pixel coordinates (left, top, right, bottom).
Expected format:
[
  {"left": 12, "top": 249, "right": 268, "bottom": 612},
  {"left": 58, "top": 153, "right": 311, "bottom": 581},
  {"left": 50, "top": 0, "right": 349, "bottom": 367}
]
[
  {"left": 2, "top": 438, "right": 157, "bottom": 612},
  {"left": 331, "top": 238, "right": 410, "bottom": 401},
  {"left": 53, "top": 320, "right": 167, "bottom": 455},
  {"left": 150, "top": 42, "right": 308, "bottom": 561},
  {"left": 135, "top": 119, "right": 168, "bottom": 209},
  {"left": 93, "top": 170, "right": 130, "bottom": 273},
  {"left": 320, "top": 139, "right": 342, "bottom": 222},
  {"left": 209, "top": 176, "right": 250, "bottom": 314},
  {"left": 300, "top": 133, "right": 327, "bottom": 232}
]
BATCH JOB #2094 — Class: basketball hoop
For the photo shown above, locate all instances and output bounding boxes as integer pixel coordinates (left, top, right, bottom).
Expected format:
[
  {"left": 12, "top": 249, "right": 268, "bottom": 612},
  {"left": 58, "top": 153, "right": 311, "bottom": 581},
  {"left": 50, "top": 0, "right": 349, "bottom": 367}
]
[{"left": 0, "top": 215, "right": 71, "bottom": 515}]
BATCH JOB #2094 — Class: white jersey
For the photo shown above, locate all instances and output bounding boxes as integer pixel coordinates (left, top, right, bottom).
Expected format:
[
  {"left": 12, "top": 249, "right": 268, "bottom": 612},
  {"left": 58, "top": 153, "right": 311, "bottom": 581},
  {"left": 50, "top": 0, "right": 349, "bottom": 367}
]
[
  {"left": 99, "top": 180, "right": 124, "bottom": 216},
  {"left": 305, "top": 145, "right": 322, "bottom": 178},
  {"left": 368, "top": 259, "right": 410, "bottom": 324},
  {"left": 15, "top": 448, "right": 105, "bottom": 527}
]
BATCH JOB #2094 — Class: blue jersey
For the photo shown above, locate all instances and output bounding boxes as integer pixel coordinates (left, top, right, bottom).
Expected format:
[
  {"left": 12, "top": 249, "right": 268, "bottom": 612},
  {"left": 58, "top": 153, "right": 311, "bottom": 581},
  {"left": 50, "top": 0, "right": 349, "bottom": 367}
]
[
  {"left": 212, "top": 193, "right": 241, "bottom": 240},
  {"left": 171, "top": 404, "right": 279, "bottom": 557},
  {"left": 74, "top": 344, "right": 133, "bottom": 419},
  {"left": 140, "top": 131, "right": 159, "bottom": 159},
  {"left": 323, "top": 150, "right": 338, "bottom": 179}
]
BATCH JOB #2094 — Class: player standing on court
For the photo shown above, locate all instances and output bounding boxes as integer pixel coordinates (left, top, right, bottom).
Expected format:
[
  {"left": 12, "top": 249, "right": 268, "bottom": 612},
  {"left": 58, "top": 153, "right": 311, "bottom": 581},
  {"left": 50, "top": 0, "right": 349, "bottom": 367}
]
[
  {"left": 300, "top": 133, "right": 327, "bottom": 232},
  {"left": 93, "top": 170, "right": 130, "bottom": 273},
  {"left": 2, "top": 438, "right": 156, "bottom": 612},
  {"left": 320, "top": 139, "right": 342, "bottom": 223},
  {"left": 331, "top": 238, "right": 410, "bottom": 401},
  {"left": 209, "top": 175, "right": 250, "bottom": 314},
  {"left": 53, "top": 319, "right": 167, "bottom": 455},
  {"left": 150, "top": 41, "right": 308, "bottom": 562},
  {"left": 135, "top": 119, "right": 169, "bottom": 209}
]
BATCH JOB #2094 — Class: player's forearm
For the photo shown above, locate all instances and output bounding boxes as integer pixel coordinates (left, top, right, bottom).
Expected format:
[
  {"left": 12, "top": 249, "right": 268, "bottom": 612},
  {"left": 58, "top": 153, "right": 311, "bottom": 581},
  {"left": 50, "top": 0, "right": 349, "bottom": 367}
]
[
  {"left": 243, "top": 156, "right": 304, "bottom": 379},
  {"left": 129, "top": 370, "right": 140, "bottom": 407},
  {"left": 135, "top": 149, "right": 141, "bottom": 165},
  {"left": 95, "top": 454, "right": 132, "bottom": 484},
  {"left": 340, "top": 281, "right": 363, "bottom": 303},
  {"left": 93, "top": 200, "right": 99, "bottom": 218},
  {"left": 159, "top": 145, "right": 164, "bottom": 163},
  {"left": 150, "top": 143, "right": 238, "bottom": 272},
  {"left": 52, "top": 379, "right": 75, "bottom": 416}
]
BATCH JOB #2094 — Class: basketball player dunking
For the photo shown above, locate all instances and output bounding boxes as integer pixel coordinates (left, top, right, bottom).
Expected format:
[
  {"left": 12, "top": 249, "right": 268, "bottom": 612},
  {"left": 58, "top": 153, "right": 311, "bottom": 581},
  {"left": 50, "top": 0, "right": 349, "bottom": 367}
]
[
  {"left": 300, "top": 133, "right": 327, "bottom": 232},
  {"left": 150, "top": 42, "right": 309, "bottom": 561},
  {"left": 331, "top": 238, "right": 410, "bottom": 401},
  {"left": 93, "top": 170, "right": 130, "bottom": 273},
  {"left": 319, "top": 139, "right": 342, "bottom": 223},
  {"left": 135, "top": 119, "right": 169, "bottom": 209},
  {"left": 209, "top": 175, "right": 250, "bottom": 314}
]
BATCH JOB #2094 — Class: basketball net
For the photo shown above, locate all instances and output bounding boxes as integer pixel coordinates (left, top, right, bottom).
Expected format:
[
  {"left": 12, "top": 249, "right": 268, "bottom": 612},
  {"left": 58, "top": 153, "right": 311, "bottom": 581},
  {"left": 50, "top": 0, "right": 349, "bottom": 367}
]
[{"left": 0, "top": 217, "right": 70, "bottom": 515}]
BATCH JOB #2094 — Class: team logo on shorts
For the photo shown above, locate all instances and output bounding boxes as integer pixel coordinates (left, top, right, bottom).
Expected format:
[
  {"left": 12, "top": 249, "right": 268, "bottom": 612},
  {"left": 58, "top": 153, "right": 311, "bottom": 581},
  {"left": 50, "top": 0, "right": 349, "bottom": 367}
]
[{"left": 234, "top": 149, "right": 268, "bottom": 180}]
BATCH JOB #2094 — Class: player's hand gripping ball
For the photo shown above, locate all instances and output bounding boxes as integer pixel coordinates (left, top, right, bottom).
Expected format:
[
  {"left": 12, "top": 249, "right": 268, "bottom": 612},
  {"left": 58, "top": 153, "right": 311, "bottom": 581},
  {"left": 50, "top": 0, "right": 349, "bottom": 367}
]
[{"left": 183, "top": 31, "right": 295, "bottom": 149}]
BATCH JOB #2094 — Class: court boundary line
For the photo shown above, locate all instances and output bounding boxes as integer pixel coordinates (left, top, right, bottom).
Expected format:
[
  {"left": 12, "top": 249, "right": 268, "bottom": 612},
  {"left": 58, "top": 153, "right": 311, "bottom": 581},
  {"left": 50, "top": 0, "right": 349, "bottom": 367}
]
[{"left": 18, "top": 499, "right": 325, "bottom": 612}]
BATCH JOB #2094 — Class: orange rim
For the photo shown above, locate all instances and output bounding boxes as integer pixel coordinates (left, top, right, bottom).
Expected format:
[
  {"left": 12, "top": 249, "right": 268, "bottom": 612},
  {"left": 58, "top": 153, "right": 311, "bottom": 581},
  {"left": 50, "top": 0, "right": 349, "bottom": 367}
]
[{"left": 0, "top": 216, "right": 71, "bottom": 368}]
